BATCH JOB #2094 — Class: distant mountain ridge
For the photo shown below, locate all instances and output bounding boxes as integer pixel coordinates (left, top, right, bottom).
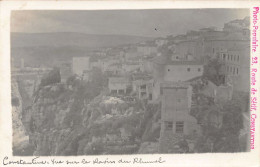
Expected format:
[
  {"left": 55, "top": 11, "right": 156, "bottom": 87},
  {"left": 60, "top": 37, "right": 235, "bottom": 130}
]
[
  {"left": 11, "top": 32, "right": 154, "bottom": 48},
  {"left": 11, "top": 32, "right": 153, "bottom": 67}
]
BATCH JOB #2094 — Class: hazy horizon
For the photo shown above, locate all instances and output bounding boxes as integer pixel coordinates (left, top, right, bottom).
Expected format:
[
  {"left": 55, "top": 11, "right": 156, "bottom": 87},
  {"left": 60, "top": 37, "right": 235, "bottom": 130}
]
[
  {"left": 11, "top": 31, "right": 156, "bottom": 38},
  {"left": 11, "top": 9, "right": 249, "bottom": 38}
]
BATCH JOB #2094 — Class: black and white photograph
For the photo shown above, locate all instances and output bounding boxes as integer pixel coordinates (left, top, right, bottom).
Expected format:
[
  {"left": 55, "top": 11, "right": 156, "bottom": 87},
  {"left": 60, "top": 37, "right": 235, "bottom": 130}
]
[{"left": 10, "top": 9, "right": 251, "bottom": 156}]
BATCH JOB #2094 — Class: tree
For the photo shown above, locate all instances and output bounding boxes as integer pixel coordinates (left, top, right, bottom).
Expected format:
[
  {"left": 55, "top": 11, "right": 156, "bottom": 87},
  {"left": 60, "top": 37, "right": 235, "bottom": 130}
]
[
  {"left": 203, "top": 58, "right": 225, "bottom": 86},
  {"left": 40, "top": 67, "right": 61, "bottom": 87},
  {"left": 221, "top": 99, "right": 243, "bottom": 136},
  {"left": 194, "top": 97, "right": 244, "bottom": 153}
]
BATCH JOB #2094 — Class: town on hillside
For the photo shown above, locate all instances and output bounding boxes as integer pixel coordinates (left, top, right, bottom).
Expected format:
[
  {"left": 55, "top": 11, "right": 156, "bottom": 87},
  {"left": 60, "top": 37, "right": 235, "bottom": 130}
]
[{"left": 11, "top": 16, "right": 251, "bottom": 155}]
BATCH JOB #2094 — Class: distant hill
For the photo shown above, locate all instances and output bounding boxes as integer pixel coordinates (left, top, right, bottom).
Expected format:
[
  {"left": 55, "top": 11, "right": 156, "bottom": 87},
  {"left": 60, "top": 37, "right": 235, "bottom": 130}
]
[
  {"left": 11, "top": 32, "right": 153, "bottom": 48},
  {"left": 11, "top": 32, "right": 153, "bottom": 67}
]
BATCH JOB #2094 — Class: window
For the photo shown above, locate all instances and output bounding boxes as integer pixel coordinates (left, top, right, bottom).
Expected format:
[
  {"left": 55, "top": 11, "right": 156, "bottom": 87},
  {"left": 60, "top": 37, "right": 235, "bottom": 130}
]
[
  {"left": 118, "top": 89, "right": 125, "bottom": 94},
  {"left": 223, "top": 54, "right": 226, "bottom": 60},
  {"left": 198, "top": 68, "right": 201, "bottom": 72},
  {"left": 168, "top": 69, "right": 170, "bottom": 72},
  {"left": 140, "top": 85, "right": 146, "bottom": 90},
  {"left": 228, "top": 55, "right": 230, "bottom": 60},
  {"left": 177, "top": 99, "right": 181, "bottom": 103},
  {"left": 234, "top": 55, "right": 236, "bottom": 61},
  {"left": 176, "top": 121, "right": 184, "bottom": 133},
  {"left": 149, "top": 93, "right": 152, "bottom": 100},
  {"left": 238, "top": 55, "right": 240, "bottom": 62},
  {"left": 165, "top": 121, "right": 173, "bottom": 130},
  {"left": 231, "top": 55, "right": 233, "bottom": 61},
  {"left": 187, "top": 68, "right": 191, "bottom": 72},
  {"left": 111, "top": 90, "right": 117, "bottom": 94},
  {"left": 233, "top": 67, "right": 235, "bottom": 75},
  {"left": 237, "top": 68, "right": 239, "bottom": 75}
]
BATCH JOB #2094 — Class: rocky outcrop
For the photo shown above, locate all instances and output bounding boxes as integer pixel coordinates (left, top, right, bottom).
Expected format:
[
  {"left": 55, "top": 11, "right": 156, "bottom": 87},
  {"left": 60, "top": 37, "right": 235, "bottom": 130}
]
[
  {"left": 25, "top": 78, "right": 161, "bottom": 155},
  {"left": 11, "top": 80, "right": 30, "bottom": 155}
]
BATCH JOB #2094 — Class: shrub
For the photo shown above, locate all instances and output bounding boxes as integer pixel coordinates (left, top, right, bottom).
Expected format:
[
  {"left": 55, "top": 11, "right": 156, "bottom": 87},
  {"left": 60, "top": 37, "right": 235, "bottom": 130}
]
[{"left": 40, "top": 68, "right": 61, "bottom": 87}]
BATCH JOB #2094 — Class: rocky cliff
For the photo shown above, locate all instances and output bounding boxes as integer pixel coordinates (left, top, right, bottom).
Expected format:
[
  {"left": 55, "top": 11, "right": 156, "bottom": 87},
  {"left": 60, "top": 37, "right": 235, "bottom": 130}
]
[
  {"left": 25, "top": 76, "right": 161, "bottom": 155},
  {"left": 11, "top": 80, "right": 31, "bottom": 155}
]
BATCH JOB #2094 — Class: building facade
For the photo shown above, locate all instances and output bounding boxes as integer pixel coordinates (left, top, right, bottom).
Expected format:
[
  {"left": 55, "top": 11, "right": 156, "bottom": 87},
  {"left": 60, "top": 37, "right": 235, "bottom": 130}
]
[
  {"left": 216, "top": 45, "right": 250, "bottom": 92},
  {"left": 159, "top": 82, "right": 201, "bottom": 153},
  {"left": 108, "top": 77, "right": 131, "bottom": 94},
  {"left": 152, "top": 55, "right": 204, "bottom": 101},
  {"left": 72, "top": 57, "right": 90, "bottom": 76}
]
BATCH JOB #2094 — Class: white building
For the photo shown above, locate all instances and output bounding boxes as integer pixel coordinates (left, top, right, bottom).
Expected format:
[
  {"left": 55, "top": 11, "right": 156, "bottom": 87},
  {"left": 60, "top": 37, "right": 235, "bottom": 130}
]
[
  {"left": 159, "top": 82, "right": 201, "bottom": 153},
  {"left": 108, "top": 77, "right": 131, "bottom": 94},
  {"left": 152, "top": 55, "right": 204, "bottom": 101},
  {"left": 72, "top": 57, "right": 90, "bottom": 76}
]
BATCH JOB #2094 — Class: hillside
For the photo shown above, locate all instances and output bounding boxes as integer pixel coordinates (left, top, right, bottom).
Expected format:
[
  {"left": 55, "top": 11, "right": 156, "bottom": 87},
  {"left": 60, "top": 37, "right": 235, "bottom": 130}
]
[
  {"left": 13, "top": 69, "right": 161, "bottom": 155},
  {"left": 11, "top": 32, "right": 152, "bottom": 67}
]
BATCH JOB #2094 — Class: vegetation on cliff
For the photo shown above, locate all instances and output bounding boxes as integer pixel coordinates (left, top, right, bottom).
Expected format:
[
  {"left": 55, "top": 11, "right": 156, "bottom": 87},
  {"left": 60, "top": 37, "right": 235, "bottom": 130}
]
[{"left": 27, "top": 68, "right": 161, "bottom": 155}]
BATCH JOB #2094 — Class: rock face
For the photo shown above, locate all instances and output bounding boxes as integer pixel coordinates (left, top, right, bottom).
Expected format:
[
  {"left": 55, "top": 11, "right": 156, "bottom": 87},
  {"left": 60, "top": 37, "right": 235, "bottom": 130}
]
[
  {"left": 24, "top": 79, "right": 161, "bottom": 156},
  {"left": 11, "top": 80, "right": 30, "bottom": 155}
]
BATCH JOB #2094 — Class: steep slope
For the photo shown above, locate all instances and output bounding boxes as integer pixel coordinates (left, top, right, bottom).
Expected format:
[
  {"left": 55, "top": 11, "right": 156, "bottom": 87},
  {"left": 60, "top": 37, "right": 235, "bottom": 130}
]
[
  {"left": 25, "top": 70, "right": 161, "bottom": 155},
  {"left": 11, "top": 80, "right": 31, "bottom": 155}
]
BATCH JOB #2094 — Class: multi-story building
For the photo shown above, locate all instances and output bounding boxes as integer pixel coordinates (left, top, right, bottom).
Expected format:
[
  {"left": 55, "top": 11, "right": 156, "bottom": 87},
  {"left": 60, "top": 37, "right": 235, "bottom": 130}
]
[
  {"left": 108, "top": 77, "right": 131, "bottom": 94},
  {"left": 216, "top": 45, "right": 250, "bottom": 92},
  {"left": 152, "top": 54, "right": 204, "bottom": 101},
  {"left": 72, "top": 57, "right": 90, "bottom": 76},
  {"left": 170, "top": 18, "right": 250, "bottom": 62},
  {"left": 132, "top": 79, "right": 153, "bottom": 100},
  {"left": 202, "top": 33, "right": 250, "bottom": 60},
  {"left": 159, "top": 82, "right": 201, "bottom": 153}
]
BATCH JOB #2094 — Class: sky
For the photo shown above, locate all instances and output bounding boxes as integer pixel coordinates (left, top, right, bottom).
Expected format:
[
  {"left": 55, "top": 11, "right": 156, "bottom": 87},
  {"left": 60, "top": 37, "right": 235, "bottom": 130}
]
[{"left": 11, "top": 9, "right": 249, "bottom": 37}]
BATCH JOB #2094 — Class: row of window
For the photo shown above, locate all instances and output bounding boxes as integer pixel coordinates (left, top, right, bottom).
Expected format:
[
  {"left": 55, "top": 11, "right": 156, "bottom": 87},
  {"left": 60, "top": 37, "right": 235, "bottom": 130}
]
[
  {"left": 226, "top": 66, "right": 239, "bottom": 75},
  {"left": 218, "top": 53, "right": 240, "bottom": 62},
  {"left": 165, "top": 121, "right": 184, "bottom": 133},
  {"left": 167, "top": 68, "right": 201, "bottom": 72}
]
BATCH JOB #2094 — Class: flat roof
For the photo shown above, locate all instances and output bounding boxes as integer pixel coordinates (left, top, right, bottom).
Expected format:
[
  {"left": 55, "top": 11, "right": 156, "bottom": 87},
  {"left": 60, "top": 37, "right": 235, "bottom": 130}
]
[
  {"left": 160, "top": 81, "right": 190, "bottom": 88},
  {"left": 153, "top": 56, "right": 203, "bottom": 66}
]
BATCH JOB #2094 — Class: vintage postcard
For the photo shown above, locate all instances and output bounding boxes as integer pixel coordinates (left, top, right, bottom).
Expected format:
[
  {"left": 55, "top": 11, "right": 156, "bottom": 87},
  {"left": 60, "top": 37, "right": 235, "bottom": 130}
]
[{"left": 0, "top": 1, "right": 259, "bottom": 167}]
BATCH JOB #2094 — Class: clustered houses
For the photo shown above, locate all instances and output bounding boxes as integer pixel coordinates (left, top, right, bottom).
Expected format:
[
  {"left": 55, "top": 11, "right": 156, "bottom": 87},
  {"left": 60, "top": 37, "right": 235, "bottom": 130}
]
[
  {"left": 108, "top": 77, "right": 131, "bottom": 94},
  {"left": 57, "top": 17, "right": 250, "bottom": 153}
]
